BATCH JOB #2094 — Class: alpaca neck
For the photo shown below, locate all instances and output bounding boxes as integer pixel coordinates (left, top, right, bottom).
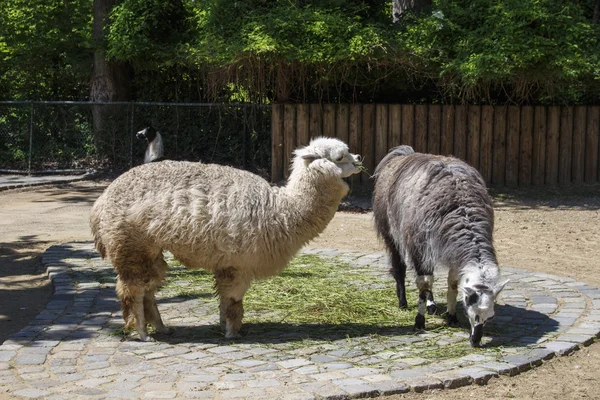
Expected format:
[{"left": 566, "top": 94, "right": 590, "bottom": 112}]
[
  {"left": 144, "top": 132, "right": 164, "bottom": 163},
  {"left": 277, "top": 164, "right": 349, "bottom": 246}
]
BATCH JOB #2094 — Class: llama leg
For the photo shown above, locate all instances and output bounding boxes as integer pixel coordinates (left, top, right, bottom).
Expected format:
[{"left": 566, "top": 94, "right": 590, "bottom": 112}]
[
  {"left": 446, "top": 274, "right": 460, "bottom": 327},
  {"left": 215, "top": 267, "right": 250, "bottom": 339},
  {"left": 414, "top": 275, "right": 435, "bottom": 330},
  {"left": 389, "top": 248, "right": 408, "bottom": 309}
]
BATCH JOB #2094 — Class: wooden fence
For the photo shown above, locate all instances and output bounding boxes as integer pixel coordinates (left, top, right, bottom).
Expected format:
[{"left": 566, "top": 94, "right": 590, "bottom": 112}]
[{"left": 271, "top": 104, "right": 600, "bottom": 187}]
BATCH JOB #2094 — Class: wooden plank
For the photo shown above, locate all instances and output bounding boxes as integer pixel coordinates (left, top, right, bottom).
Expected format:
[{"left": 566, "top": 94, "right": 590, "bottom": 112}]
[
  {"left": 349, "top": 104, "right": 361, "bottom": 154},
  {"left": 283, "top": 104, "right": 296, "bottom": 179},
  {"left": 519, "top": 106, "right": 533, "bottom": 186},
  {"left": 467, "top": 105, "right": 481, "bottom": 168},
  {"left": 454, "top": 105, "right": 467, "bottom": 161},
  {"left": 545, "top": 106, "right": 560, "bottom": 185},
  {"left": 296, "top": 104, "right": 310, "bottom": 147},
  {"left": 401, "top": 105, "right": 415, "bottom": 147},
  {"left": 532, "top": 106, "right": 547, "bottom": 185},
  {"left": 336, "top": 104, "right": 349, "bottom": 144},
  {"left": 322, "top": 104, "right": 336, "bottom": 137},
  {"left": 375, "top": 104, "right": 389, "bottom": 166},
  {"left": 480, "top": 106, "right": 494, "bottom": 184},
  {"left": 492, "top": 106, "right": 507, "bottom": 186},
  {"left": 428, "top": 105, "right": 441, "bottom": 154},
  {"left": 349, "top": 104, "right": 362, "bottom": 187},
  {"left": 361, "top": 104, "right": 376, "bottom": 186},
  {"left": 389, "top": 104, "right": 402, "bottom": 148},
  {"left": 271, "top": 104, "right": 284, "bottom": 183},
  {"left": 441, "top": 105, "right": 455, "bottom": 156},
  {"left": 309, "top": 104, "right": 322, "bottom": 139},
  {"left": 559, "top": 106, "right": 573, "bottom": 185},
  {"left": 586, "top": 106, "right": 599, "bottom": 183},
  {"left": 572, "top": 106, "right": 586, "bottom": 184},
  {"left": 505, "top": 106, "right": 520, "bottom": 187},
  {"left": 414, "top": 105, "right": 428, "bottom": 153}
]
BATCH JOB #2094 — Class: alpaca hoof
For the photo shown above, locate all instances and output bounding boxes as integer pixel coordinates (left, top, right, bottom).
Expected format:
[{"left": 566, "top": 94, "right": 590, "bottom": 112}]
[
  {"left": 446, "top": 313, "right": 459, "bottom": 327},
  {"left": 413, "top": 314, "right": 425, "bottom": 331},
  {"left": 427, "top": 303, "right": 437, "bottom": 315},
  {"left": 225, "top": 331, "right": 241, "bottom": 339},
  {"left": 156, "top": 326, "right": 173, "bottom": 335},
  {"left": 136, "top": 333, "right": 155, "bottom": 342},
  {"left": 398, "top": 299, "right": 408, "bottom": 309}
]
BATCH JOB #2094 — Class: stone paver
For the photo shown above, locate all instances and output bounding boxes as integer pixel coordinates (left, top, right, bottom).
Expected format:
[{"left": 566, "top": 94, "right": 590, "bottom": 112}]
[{"left": 0, "top": 243, "right": 599, "bottom": 399}]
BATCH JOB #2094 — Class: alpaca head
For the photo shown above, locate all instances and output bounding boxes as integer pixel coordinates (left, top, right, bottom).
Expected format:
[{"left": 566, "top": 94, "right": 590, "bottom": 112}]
[
  {"left": 292, "top": 137, "right": 362, "bottom": 178},
  {"left": 136, "top": 126, "right": 158, "bottom": 142},
  {"left": 462, "top": 279, "right": 509, "bottom": 347}
]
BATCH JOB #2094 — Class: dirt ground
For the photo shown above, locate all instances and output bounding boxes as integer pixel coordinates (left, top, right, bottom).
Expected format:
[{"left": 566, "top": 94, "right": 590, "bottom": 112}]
[{"left": 1, "top": 180, "right": 599, "bottom": 399}]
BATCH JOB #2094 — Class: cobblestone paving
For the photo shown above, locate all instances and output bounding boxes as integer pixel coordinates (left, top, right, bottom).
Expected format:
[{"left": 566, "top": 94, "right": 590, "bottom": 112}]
[{"left": 1, "top": 242, "right": 600, "bottom": 399}]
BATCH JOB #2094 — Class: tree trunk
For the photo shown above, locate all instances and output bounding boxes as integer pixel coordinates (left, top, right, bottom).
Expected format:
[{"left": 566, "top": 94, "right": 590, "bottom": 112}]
[
  {"left": 392, "top": 0, "right": 432, "bottom": 22},
  {"left": 593, "top": 0, "right": 600, "bottom": 24},
  {"left": 90, "top": 0, "right": 131, "bottom": 163}
]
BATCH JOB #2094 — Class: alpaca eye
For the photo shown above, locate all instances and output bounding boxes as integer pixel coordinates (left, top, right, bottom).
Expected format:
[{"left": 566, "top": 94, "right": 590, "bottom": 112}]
[{"left": 335, "top": 155, "right": 344, "bottom": 162}]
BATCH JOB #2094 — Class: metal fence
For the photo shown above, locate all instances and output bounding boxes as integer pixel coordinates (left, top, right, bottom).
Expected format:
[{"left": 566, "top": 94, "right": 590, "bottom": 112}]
[{"left": 0, "top": 101, "right": 272, "bottom": 177}]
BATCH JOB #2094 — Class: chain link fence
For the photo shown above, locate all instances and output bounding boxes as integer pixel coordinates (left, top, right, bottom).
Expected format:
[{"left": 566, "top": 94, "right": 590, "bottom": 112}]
[{"left": 0, "top": 101, "right": 272, "bottom": 177}]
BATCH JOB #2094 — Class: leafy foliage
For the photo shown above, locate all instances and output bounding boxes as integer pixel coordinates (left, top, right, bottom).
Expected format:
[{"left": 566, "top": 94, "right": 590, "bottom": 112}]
[
  {"left": 1, "top": 0, "right": 599, "bottom": 103},
  {"left": 0, "top": 0, "right": 92, "bottom": 100}
]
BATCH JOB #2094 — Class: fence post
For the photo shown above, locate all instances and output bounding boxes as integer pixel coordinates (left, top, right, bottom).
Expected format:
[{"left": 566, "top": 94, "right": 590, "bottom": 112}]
[
  {"left": 28, "top": 102, "right": 33, "bottom": 174},
  {"left": 243, "top": 105, "right": 248, "bottom": 168},
  {"left": 130, "top": 101, "right": 135, "bottom": 168}
]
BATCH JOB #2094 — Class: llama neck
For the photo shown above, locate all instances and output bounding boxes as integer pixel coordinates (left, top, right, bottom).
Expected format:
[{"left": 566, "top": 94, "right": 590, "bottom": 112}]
[
  {"left": 144, "top": 132, "right": 164, "bottom": 163},
  {"left": 459, "top": 260, "right": 500, "bottom": 289}
]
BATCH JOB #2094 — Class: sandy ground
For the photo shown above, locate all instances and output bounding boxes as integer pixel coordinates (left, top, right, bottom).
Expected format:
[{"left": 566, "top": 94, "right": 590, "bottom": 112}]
[{"left": 0, "top": 180, "right": 599, "bottom": 399}]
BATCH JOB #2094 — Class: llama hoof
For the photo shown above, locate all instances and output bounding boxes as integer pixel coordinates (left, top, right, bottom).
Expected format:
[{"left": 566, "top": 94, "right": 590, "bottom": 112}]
[
  {"left": 398, "top": 299, "right": 408, "bottom": 309},
  {"left": 427, "top": 303, "right": 437, "bottom": 315},
  {"left": 446, "top": 313, "right": 459, "bottom": 327},
  {"left": 413, "top": 314, "right": 426, "bottom": 331}
]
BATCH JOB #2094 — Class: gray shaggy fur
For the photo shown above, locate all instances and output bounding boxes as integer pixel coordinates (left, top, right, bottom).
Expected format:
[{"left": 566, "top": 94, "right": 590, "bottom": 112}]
[
  {"left": 373, "top": 146, "right": 507, "bottom": 347},
  {"left": 90, "top": 137, "right": 361, "bottom": 341}
]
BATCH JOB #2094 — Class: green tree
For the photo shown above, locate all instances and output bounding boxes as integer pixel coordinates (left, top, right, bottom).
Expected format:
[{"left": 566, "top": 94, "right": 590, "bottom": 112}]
[{"left": 0, "top": 0, "right": 92, "bottom": 100}]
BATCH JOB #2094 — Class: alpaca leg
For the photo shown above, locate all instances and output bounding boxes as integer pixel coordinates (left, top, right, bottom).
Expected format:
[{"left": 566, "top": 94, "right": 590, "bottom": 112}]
[
  {"left": 446, "top": 274, "right": 460, "bottom": 327},
  {"left": 143, "top": 256, "right": 170, "bottom": 334},
  {"left": 414, "top": 274, "right": 435, "bottom": 330},
  {"left": 214, "top": 267, "right": 249, "bottom": 339},
  {"left": 116, "top": 277, "right": 151, "bottom": 341},
  {"left": 389, "top": 248, "right": 408, "bottom": 309},
  {"left": 144, "top": 290, "right": 170, "bottom": 334}
]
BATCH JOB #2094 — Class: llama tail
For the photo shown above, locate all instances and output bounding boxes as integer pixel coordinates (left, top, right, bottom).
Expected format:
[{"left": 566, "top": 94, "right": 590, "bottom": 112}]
[{"left": 373, "top": 145, "right": 415, "bottom": 179}]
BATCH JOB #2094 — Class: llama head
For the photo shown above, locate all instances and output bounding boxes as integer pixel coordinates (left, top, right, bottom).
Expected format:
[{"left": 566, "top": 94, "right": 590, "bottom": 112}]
[
  {"left": 293, "top": 137, "right": 362, "bottom": 178},
  {"left": 136, "top": 126, "right": 158, "bottom": 142},
  {"left": 461, "top": 279, "right": 509, "bottom": 347}
]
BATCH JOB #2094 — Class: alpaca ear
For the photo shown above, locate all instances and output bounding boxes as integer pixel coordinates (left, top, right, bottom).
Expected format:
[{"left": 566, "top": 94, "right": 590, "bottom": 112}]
[
  {"left": 301, "top": 154, "right": 320, "bottom": 162},
  {"left": 493, "top": 279, "right": 509, "bottom": 295}
]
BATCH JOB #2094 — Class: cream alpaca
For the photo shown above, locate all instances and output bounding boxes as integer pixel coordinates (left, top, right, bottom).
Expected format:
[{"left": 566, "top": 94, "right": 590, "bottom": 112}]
[{"left": 90, "top": 137, "right": 361, "bottom": 341}]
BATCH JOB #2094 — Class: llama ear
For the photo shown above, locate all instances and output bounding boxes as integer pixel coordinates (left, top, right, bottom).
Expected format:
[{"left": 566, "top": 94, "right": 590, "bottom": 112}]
[
  {"left": 461, "top": 286, "right": 479, "bottom": 305},
  {"left": 493, "top": 279, "right": 509, "bottom": 295}
]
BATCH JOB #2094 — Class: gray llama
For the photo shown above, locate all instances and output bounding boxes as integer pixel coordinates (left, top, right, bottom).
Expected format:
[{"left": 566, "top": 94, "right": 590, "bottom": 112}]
[{"left": 373, "top": 145, "right": 508, "bottom": 347}]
